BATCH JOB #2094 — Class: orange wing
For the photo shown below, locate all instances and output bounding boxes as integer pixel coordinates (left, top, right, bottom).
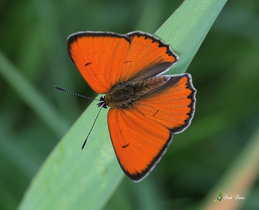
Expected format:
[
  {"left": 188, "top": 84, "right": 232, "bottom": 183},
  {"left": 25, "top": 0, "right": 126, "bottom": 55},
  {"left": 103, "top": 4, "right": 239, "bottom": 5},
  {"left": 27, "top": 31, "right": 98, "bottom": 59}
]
[
  {"left": 120, "top": 31, "right": 178, "bottom": 82},
  {"left": 108, "top": 108, "right": 173, "bottom": 182},
  {"left": 67, "top": 32, "right": 130, "bottom": 94},
  {"left": 134, "top": 74, "right": 196, "bottom": 133},
  {"left": 67, "top": 31, "right": 178, "bottom": 94},
  {"left": 107, "top": 74, "right": 196, "bottom": 181}
]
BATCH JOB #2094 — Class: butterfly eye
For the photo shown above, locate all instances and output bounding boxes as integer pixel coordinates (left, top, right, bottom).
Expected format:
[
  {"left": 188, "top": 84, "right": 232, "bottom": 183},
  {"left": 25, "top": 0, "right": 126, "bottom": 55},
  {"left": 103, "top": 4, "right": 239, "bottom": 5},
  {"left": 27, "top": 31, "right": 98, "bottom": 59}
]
[
  {"left": 100, "top": 96, "right": 105, "bottom": 101},
  {"left": 97, "top": 96, "right": 109, "bottom": 109}
]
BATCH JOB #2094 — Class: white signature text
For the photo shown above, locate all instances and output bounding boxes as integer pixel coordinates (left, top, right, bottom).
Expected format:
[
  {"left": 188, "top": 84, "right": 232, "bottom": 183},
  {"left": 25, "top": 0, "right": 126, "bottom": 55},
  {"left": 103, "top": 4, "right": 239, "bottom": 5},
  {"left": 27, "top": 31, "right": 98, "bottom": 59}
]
[{"left": 223, "top": 194, "right": 245, "bottom": 200}]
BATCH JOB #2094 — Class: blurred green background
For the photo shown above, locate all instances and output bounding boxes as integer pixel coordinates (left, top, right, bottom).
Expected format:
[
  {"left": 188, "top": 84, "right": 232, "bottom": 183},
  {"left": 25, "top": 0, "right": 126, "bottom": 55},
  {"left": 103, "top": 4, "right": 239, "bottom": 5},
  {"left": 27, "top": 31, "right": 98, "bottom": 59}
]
[{"left": 1, "top": 0, "right": 259, "bottom": 209}]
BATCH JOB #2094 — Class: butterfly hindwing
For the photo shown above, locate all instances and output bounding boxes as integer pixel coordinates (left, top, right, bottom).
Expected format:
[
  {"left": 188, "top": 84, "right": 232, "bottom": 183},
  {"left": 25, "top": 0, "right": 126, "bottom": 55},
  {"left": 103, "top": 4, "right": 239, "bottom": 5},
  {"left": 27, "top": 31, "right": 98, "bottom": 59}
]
[{"left": 134, "top": 73, "right": 196, "bottom": 133}]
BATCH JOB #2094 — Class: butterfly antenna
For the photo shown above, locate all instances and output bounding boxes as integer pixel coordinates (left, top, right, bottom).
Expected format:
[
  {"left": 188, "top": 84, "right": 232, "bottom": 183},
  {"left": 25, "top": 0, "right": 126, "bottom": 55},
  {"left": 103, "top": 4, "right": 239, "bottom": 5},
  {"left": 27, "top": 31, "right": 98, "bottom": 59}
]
[
  {"left": 81, "top": 106, "right": 103, "bottom": 150},
  {"left": 54, "top": 86, "right": 100, "bottom": 101}
]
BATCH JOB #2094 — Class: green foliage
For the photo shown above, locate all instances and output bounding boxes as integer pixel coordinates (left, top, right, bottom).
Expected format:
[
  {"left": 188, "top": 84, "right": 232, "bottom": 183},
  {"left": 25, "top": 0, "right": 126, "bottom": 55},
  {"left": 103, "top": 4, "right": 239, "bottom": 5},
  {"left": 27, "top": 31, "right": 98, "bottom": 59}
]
[{"left": 1, "top": 0, "right": 259, "bottom": 210}]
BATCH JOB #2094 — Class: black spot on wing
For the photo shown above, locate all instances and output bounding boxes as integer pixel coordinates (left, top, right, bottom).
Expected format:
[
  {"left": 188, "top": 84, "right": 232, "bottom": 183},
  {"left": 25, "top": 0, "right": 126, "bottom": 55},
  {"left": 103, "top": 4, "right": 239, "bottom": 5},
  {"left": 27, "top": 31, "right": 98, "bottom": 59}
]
[{"left": 85, "top": 62, "right": 92, "bottom": 66}]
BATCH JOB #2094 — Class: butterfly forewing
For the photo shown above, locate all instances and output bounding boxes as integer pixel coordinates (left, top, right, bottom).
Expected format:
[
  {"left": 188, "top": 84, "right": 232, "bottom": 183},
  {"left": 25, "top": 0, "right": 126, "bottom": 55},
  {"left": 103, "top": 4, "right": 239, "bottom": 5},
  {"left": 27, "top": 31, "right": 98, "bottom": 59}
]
[
  {"left": 67, "top": 31, "right": 178, "bottom": 94},
  {"left": 67, "top": 32, "right": 130, "bottom": 94},
  {"left": 120, "top": 32, "right": 178, "bottom": 82}
]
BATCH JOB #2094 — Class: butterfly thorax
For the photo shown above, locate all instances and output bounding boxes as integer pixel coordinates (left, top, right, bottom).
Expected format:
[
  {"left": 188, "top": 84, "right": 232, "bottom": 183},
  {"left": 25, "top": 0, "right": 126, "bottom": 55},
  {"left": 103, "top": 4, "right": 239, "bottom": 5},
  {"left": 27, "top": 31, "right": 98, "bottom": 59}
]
[{"left": 104, "top": 76, "right": 170, "bottom": 109}]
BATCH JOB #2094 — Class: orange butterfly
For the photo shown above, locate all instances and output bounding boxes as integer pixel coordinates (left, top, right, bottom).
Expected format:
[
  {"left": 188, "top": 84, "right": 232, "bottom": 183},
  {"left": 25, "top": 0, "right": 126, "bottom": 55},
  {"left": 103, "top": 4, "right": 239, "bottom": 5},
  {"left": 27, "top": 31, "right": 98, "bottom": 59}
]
[{"left": 67, "top": 31, "right": 196, "bottom": 182}]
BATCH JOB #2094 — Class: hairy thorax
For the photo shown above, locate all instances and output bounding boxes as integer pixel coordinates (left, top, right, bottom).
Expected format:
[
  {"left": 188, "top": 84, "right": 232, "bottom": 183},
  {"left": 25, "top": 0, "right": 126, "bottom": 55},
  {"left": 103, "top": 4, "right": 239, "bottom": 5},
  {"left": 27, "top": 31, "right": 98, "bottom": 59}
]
[{"left": 104, "top": 76, "right": 170, "bottom": 109}]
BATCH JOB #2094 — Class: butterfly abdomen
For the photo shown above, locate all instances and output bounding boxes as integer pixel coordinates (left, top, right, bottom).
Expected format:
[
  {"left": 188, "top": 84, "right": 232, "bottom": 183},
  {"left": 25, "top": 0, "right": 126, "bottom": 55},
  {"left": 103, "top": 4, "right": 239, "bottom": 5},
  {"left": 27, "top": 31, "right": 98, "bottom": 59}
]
[{"left": 104, "top": 76, "right": 170, "bottom": 109}]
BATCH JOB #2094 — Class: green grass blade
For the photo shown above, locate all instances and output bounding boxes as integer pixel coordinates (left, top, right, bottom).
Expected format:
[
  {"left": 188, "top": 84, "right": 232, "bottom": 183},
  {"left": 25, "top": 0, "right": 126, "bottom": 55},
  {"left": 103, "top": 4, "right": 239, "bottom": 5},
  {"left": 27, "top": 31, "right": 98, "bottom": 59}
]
[
  {"left": 0, "top": 133, "right": 39, "bottom": 178},
  {"left": 155, "top": 0, "right": 227, "bottom": 74},
  {"left": 18, "top": 106, "right": 124, "bottom": 210},
  {"left": 17, "top": 0, "right": 227, "bottom": 209},
  {"left": 0, "top": 51, "right": 70, "bottom": 137}
]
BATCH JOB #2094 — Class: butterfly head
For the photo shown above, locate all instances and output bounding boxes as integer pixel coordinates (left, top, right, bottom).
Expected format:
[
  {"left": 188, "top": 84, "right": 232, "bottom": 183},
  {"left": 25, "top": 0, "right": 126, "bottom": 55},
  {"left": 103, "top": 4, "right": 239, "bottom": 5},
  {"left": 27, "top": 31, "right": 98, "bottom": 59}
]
[{"left": 97, "top": 96, "right": 109, "bottom": 109}]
